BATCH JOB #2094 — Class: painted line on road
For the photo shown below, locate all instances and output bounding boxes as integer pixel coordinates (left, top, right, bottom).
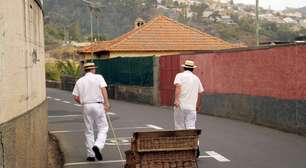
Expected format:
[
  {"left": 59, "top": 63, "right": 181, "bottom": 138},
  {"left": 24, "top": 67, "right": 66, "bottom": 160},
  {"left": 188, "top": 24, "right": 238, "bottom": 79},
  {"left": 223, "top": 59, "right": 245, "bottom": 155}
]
[
  {"left": 48, "top": 115, "right": 82, "bottom": 118},
  {"left": 47, "top": 96, "right": 52, "bottom": 99},
  {"left": 64, "top": 159, "right": 126, "bottom": 167},
  {"left": 107, "top": 112, "right": 117, "bottom": 116},
  {"left": 107, "top": 137, "right": 131, "bottom": 141},
  {"left": 64, "top": 151, "right": 230, "bottom": 166},
  {"left": 48, "top": 98, "right": 118, "bottom": 115},
  {"left": 50, "top": 126, "right": 151, "bottom": 134},
  {"left": 105, "top": 137, "right": 132, "bottom": 146},
  {"left": 146, "top": 124, "right": 163, "bottom": 130},
  {"left": 48, "top": 113, "right": 116, "bottom": 118},
  {"left": 198, "top": 155, "right": 212, "bottom": 158},
  {"left": 205, "top": 151, "right": 231, "bottom": 162},
  {"left": 105, "top": 142, "right": 130, "bottom": 146}
]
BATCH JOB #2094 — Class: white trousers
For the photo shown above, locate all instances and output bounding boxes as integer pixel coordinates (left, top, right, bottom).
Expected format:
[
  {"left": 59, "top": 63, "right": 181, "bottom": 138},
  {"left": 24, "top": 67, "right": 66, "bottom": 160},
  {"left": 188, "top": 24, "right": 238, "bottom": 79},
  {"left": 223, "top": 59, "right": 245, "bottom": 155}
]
[
  {"left": 174, "top": 107, "right": 197, "bottom": 130},
  {"left": 83, "top": 103, "right": 109, "bottom": 157}
]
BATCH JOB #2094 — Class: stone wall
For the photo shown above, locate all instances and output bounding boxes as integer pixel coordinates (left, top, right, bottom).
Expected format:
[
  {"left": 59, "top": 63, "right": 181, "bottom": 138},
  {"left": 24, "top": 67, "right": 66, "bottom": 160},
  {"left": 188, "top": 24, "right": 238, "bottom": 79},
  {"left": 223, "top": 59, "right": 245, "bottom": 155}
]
[
  {"left": 201, "top": 93, "right": 306, "bottom": 136},
  {"left": 115, "top": 85, "right": 155, "bottom": 105}
]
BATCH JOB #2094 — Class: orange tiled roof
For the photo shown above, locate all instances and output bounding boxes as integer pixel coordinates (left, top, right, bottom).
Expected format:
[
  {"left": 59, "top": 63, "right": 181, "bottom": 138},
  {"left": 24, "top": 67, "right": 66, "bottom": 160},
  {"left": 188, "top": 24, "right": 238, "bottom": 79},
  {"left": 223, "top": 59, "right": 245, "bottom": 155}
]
[{"left": 79, "top": 16, "right": 243, "bottom": 53}]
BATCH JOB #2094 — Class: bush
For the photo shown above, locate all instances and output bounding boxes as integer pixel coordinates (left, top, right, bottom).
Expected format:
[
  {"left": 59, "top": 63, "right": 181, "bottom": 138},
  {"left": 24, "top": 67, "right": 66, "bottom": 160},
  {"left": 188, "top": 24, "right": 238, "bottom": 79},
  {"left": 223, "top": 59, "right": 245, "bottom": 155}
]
[
  {"left": 45, "top": 60, "right": 80, "bottom": 81},
  {"left": 56, "top": 60, "right": 81, "bottom": 78},
  {"left": 45, "top": 63, "right": 61, "bottom": 81}
]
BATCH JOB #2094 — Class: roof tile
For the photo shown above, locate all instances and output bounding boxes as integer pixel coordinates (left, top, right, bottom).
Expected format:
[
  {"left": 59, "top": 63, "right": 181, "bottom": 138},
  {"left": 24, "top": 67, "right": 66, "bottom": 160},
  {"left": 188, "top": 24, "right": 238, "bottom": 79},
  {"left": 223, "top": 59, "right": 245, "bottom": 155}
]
[{"left": 79, "top": 15, "right": 245, "bottom": 53}]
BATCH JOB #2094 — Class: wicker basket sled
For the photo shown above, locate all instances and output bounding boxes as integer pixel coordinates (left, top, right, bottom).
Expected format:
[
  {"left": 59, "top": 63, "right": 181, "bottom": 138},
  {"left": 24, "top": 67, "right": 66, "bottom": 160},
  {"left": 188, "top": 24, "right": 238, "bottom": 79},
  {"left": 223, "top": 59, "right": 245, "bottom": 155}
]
[{"left": 125, "top": 129, "right": 201, "bottom": 168}]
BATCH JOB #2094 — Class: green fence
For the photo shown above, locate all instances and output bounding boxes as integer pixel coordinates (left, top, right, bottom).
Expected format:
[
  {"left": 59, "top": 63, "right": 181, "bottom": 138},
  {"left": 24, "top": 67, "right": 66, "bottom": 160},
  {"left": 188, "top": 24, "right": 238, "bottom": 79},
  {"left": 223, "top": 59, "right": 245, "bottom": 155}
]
[{"left": 94, "top": 56, "right": 154, "bottom": 86}]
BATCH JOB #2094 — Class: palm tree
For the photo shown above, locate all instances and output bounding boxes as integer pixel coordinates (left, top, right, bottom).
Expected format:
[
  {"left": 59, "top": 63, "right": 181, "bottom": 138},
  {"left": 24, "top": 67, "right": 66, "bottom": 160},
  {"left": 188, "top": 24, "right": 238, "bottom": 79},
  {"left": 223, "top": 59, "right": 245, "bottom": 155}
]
[{"left": 57, "top": 60, "right": 81, "bottom": 77}]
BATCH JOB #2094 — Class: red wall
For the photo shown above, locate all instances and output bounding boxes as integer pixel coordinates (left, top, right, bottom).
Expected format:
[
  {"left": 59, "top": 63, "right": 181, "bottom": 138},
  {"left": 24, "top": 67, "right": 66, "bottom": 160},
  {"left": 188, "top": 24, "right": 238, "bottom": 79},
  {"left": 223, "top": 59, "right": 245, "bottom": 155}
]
[{"left": 159, "top": 44, "right": 306, "bottom": 106}]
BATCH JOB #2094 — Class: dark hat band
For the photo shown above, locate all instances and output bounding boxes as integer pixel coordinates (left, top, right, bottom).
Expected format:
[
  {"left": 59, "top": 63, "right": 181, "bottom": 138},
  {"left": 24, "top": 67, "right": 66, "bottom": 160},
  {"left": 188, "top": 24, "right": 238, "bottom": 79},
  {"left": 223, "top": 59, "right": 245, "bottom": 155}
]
[{"left": 84, "top": 65, "right": 96, "bottom": 69}]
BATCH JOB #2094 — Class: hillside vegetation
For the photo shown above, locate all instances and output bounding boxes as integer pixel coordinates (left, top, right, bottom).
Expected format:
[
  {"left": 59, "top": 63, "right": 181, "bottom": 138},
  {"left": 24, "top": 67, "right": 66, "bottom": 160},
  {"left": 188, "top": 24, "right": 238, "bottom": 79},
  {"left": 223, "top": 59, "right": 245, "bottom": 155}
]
[{"left": 44, "top": 0, "right": 306, "bottom": 48}]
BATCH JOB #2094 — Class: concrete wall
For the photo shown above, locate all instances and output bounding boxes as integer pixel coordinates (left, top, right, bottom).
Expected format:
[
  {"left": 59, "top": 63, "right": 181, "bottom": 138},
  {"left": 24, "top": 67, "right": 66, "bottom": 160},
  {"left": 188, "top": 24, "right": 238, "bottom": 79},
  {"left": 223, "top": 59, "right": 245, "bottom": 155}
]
[
  {"left": 0, "top": 0, "right": 47, "bottom": 167},
  {"left": 0, "top": 0, "right": 46, "bottom": 124},
  {"left": 0, "top": 101, "right": 48, "bottom": 168}
]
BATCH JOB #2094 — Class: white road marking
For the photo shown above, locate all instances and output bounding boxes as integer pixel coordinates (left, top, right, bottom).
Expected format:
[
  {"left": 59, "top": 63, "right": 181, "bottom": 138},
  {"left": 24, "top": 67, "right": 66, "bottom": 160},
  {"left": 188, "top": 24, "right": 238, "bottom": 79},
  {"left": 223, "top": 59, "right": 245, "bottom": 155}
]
[
  {"left": 49, "top": 98, "right": 119, "bottom": 112},
  {"left": 48, "top": 115, "right": 82, "bottom": 118},
  {"left": 74, "top": 104, "right": 82, "bottom": 107},
  {"left": 198, "top": 155, "right": 212, "bottom": 158},
  {"left": 115, "top": 126, "right": 148, "bottom": 130},
  {"left": 121, "top": 139, "right": 129, "bottom": 143},
  {"left": 64, "top": 159, "right": 126, "bottom": 167},
  {"left": 107, "top": 112, "right": 117, "bottom": 116},
  {"left": 105, "top": 137, "right": 132, "bottom": 146},
  {"left": 63, "top": 151, "right": 229, "bottom": 166},
  {"left": 146, "top": 124, "right": 163, "bottom": 130},
  {"left": 110, "top": 139, "right": 118, "bottom": 143},
  {"left": 47, "top": 96, "right": 52, "bottom": 99},
  {"left": 50, "top": 126, "right": 151, "bottom": 134},
  {"left": 205, "top": 151, "right": 231, "bottom": 162},
  {"left": 107, "top": 137, "right": 131, "bottom": 141},
  {"left": 105, "top": 143, "right": 130, "bottom": 146}
]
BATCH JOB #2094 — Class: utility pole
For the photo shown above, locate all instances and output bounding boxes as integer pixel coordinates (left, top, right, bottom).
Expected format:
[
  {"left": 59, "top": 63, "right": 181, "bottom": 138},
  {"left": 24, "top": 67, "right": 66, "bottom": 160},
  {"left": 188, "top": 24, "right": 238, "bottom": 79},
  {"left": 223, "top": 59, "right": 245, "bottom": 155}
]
[
  {"left": 96, "top": 14, "right": 100, "bottom": 41},
  {"left": 90, "top": 7, "right": 93, "bottom": 61},
  {"left": 81, "top": 0, "right": 103, "bottom": 62},
  {"left": 256, "top": 0, "right": 259, "bottom": 46}
]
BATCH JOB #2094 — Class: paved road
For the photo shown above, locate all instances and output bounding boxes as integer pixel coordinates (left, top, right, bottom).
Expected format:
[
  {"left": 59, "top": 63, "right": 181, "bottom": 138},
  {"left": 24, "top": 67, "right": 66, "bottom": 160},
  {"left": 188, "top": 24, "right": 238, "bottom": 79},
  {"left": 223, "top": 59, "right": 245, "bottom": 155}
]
[{"left": 47, "top": 88, "right": 306, "bottom": 168}]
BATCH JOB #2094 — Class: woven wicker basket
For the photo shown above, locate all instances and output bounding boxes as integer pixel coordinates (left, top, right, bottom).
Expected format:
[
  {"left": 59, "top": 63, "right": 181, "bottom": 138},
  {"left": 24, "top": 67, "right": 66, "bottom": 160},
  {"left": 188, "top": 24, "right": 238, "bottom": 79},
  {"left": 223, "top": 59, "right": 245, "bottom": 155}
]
[
  {"left": 125, "top": 150, "right": 197, "bottom": 168},
  {"left": 132, "top": 129, "right": 201, "bottom": 152}
]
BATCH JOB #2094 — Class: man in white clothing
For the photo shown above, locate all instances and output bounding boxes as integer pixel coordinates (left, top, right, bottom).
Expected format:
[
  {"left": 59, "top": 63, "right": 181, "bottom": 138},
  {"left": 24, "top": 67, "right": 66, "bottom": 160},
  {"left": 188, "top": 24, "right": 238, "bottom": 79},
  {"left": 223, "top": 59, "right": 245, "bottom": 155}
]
[
  {"left": 72, "top": 62, "right": 110, "bottom": 161},
  {"left": 174, "top": 60, "right": 204, "bottom": 129},
  {"left": 174, "top": 60, "right": 204, "bottom": 158}
]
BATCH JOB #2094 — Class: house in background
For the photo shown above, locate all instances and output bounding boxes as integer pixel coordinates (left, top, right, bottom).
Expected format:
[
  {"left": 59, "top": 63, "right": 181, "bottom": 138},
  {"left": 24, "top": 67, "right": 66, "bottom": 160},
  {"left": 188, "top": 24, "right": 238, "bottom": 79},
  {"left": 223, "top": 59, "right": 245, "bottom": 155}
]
[{"left": 78, "top": 15, "right": 244, "bottom": 60}]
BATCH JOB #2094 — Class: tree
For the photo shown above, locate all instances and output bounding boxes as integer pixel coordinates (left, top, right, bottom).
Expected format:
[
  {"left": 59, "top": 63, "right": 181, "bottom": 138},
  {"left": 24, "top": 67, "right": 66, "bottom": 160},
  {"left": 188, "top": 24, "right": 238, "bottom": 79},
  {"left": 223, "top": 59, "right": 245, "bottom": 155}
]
[
  {"left": 68, "top": 21, "right": 81, "bottom": 41},
  {"left": 173, "top": 1, "right": 179, "bottom": 8},
  {"left": 237, "top": 16, "right": 256, "bottom": 32},
  {"left": 57, "top": 60, "right": 81, "bottom": 78},
  {"left": 190, "top": 3, "right": 209, "bottom": 21},
  {"left": 161, "top": 0, "right": 173, "bottom": 8}
]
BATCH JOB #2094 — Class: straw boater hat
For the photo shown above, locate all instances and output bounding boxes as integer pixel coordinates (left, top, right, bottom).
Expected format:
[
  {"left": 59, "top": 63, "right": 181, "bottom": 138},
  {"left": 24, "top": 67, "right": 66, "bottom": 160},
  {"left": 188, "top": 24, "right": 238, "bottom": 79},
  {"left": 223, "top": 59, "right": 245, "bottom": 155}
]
[
  {"left": 181, "top": 60, "right": 197, "bottom": 68},
  {"left": 83, "top": 62, "right": 97, "bottom": 70}
]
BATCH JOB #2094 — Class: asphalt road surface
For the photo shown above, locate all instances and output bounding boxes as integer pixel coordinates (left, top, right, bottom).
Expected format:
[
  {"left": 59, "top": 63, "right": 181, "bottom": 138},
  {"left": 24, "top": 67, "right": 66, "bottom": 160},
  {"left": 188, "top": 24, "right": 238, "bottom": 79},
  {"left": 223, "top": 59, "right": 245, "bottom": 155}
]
[{"left": 47, "top": 88, "right": 306, "bottom": 168}]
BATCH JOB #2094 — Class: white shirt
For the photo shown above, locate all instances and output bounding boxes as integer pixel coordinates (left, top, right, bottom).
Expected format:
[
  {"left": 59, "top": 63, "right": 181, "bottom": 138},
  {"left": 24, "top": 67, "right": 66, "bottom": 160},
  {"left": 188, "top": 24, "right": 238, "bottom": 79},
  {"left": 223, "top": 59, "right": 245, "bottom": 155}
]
[
  {"left": 72, "top": 72, "right": 107, "bottom": 104},
  {"left": 174, "top": 70, "right": 204, "bottom": 110}
]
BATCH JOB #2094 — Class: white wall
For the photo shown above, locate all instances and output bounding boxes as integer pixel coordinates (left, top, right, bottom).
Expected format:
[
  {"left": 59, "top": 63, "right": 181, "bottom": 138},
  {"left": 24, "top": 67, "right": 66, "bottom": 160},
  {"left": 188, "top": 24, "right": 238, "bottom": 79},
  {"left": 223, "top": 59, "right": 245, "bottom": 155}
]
[{"left": 0, "top": 0, "right": 45, "bottom": 124}]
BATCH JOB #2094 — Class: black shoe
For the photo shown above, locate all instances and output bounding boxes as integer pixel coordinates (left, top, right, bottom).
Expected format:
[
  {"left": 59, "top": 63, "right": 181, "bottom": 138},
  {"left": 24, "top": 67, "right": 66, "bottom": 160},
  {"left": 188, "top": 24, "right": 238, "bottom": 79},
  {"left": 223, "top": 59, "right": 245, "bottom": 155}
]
[
  {"left": 86, "top": 157, "right": 95, "bottom": 161},
  {"left": 196, "top": 148, "right": 200, "bottom": 158},
  {"left": 92, "top": 146, "right": 103, "bottom": 161}
]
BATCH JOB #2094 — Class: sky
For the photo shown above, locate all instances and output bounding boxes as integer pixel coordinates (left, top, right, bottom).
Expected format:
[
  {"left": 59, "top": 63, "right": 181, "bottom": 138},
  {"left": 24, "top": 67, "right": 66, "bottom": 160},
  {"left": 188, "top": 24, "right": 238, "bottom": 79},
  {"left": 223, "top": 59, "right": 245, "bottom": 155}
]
[{"left": 233, "top": 0, "right": 306, "bottom": 10}]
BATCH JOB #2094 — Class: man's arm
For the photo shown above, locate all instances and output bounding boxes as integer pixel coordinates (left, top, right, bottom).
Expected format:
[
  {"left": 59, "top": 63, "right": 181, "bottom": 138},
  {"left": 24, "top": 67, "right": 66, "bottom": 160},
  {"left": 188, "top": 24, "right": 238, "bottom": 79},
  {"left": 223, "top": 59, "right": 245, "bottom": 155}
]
[
  {"left": 74, "top": 96, "right": 80, "bottom": 104},
  {"left": 196, "top": 80, "right": 205, "bottom": 112},
  {"left": 196, "top": 92, "right": 204, "bottom": 112},
  {"left": 101, "top": 87, "right": 110, "bottom": 112},
  {"left": 174, "top": 84, "right": 181, "bottom": 107}
]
